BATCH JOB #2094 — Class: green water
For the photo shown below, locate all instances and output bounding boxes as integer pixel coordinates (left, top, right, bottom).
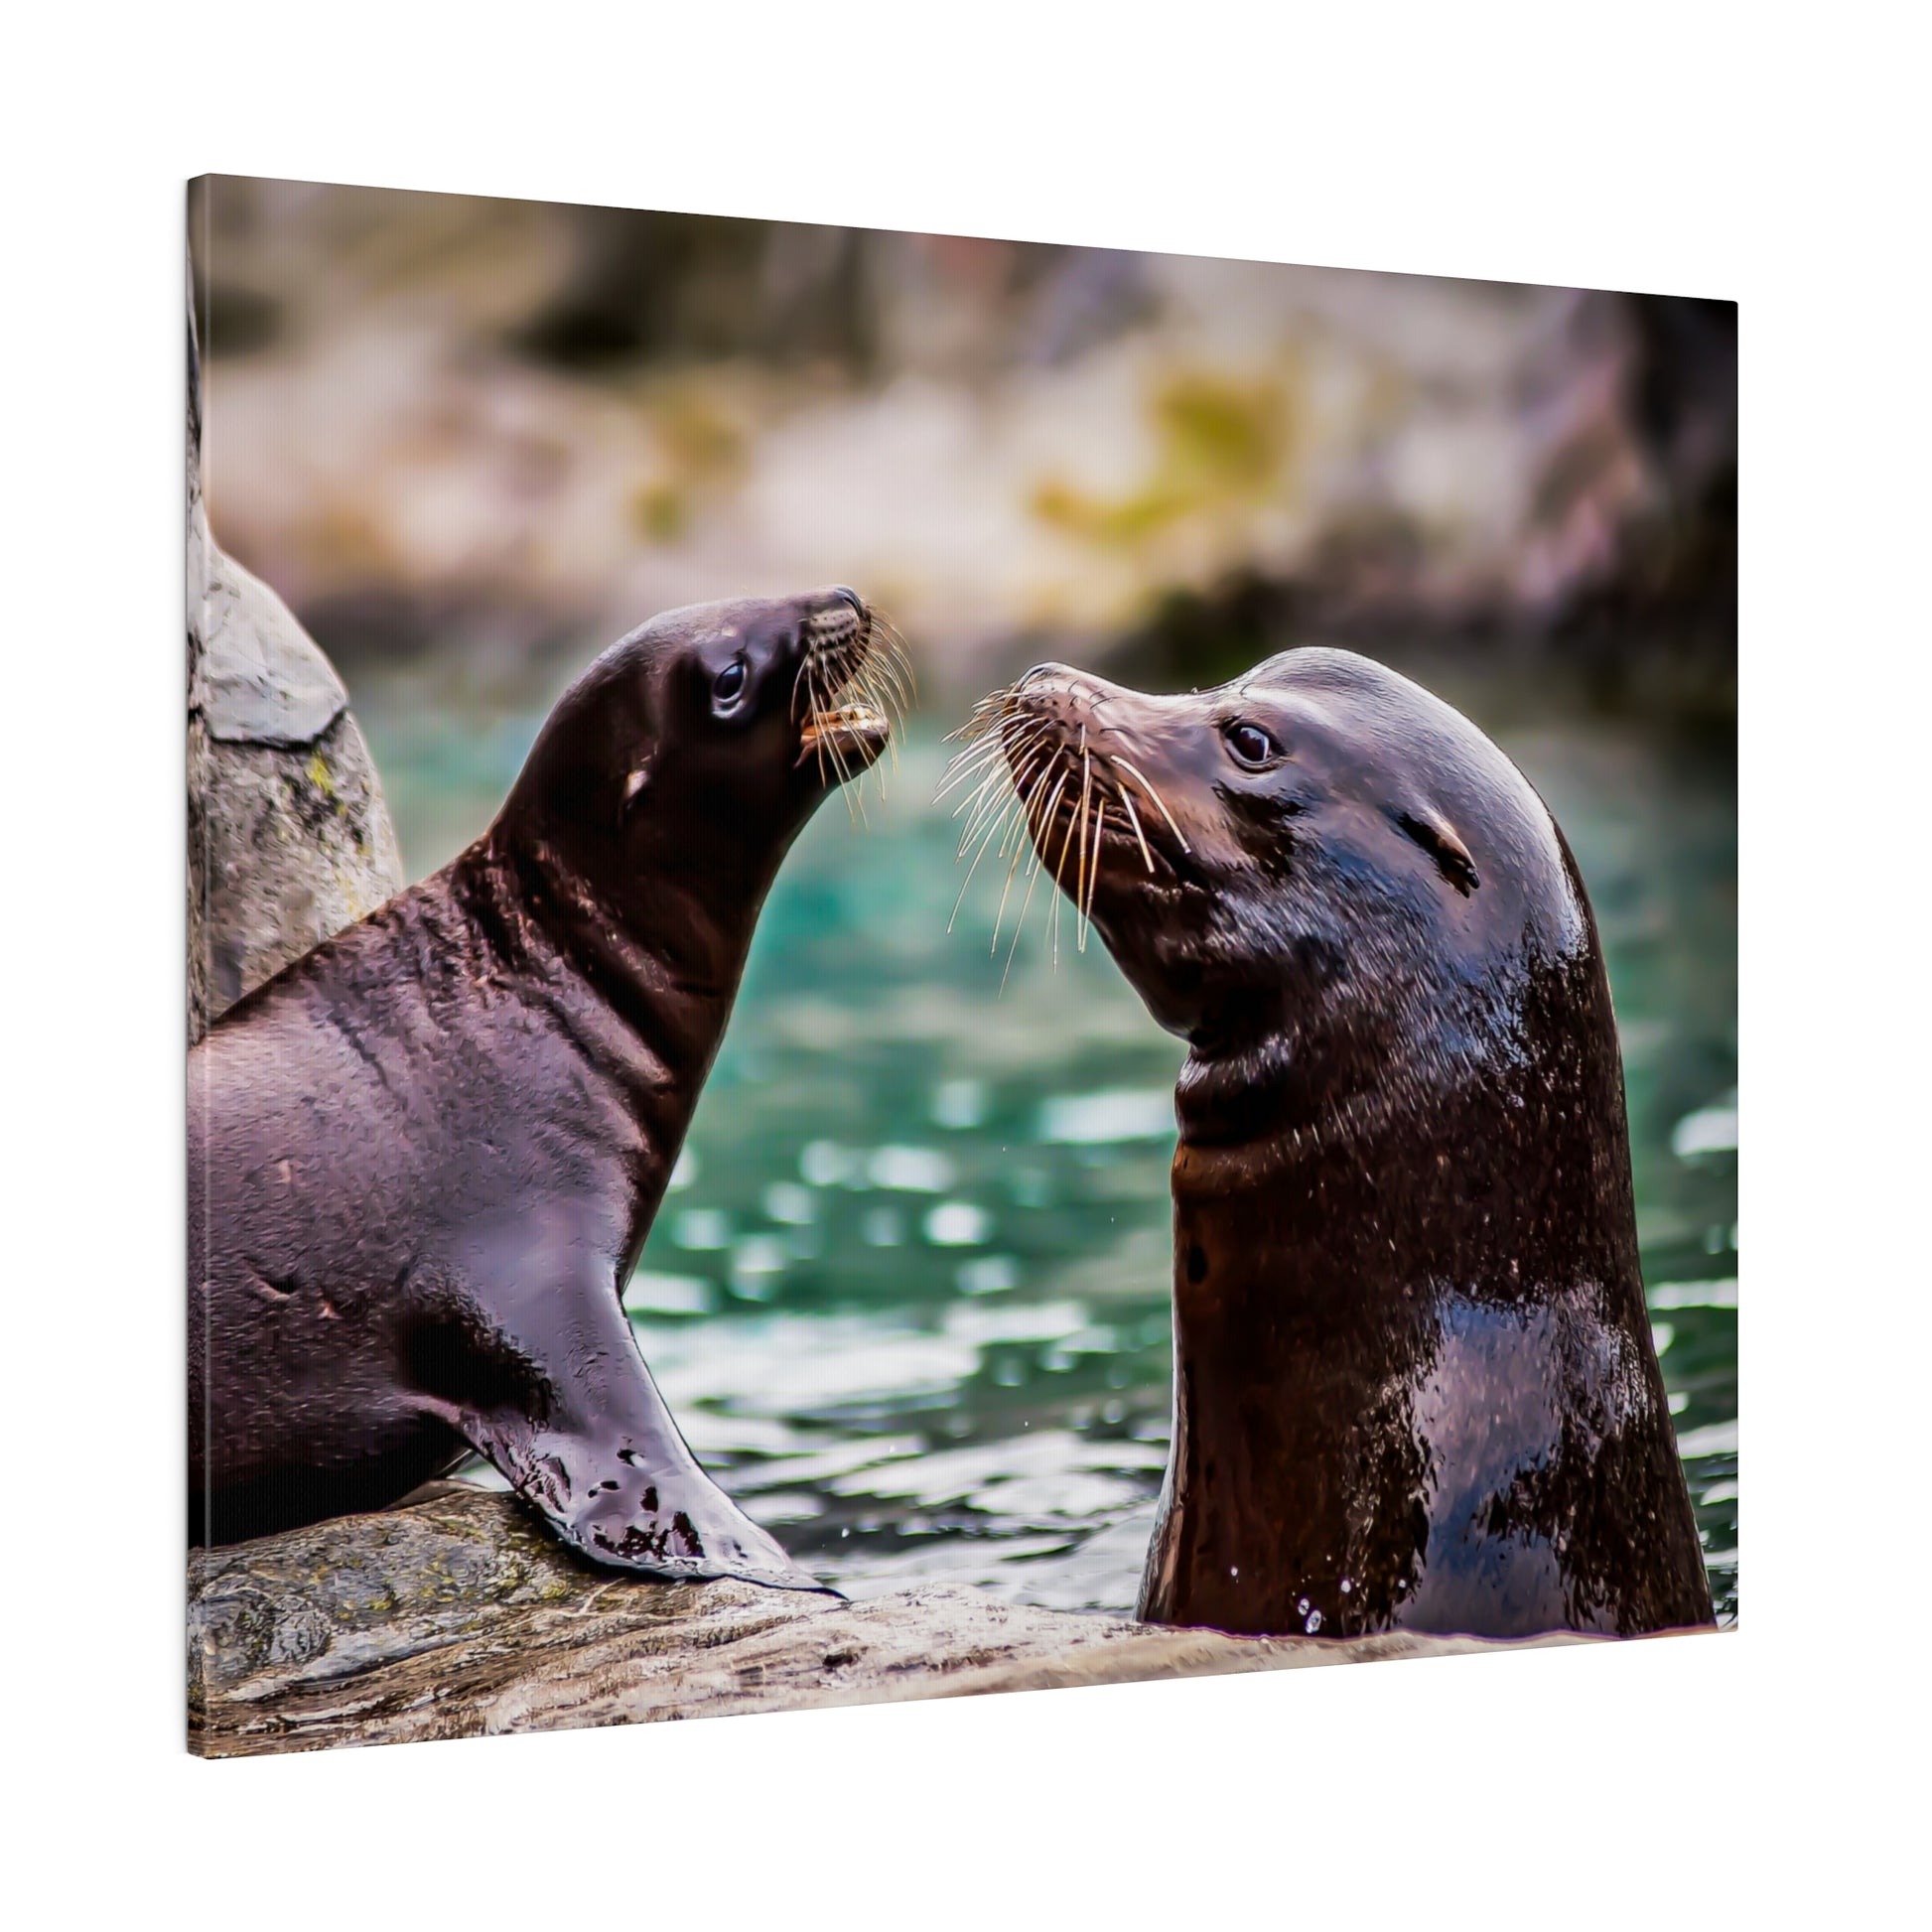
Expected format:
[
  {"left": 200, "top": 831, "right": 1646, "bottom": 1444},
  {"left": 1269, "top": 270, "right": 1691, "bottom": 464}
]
[{"left": 357, "top": 673, "right": 1738, "bottom": 1623}]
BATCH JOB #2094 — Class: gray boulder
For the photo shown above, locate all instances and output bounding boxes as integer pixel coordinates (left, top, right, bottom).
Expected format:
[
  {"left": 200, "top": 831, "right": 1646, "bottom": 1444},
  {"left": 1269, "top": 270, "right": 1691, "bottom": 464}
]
[{"left": 187, "top": 278, "right": 404, "bottom": 1044}]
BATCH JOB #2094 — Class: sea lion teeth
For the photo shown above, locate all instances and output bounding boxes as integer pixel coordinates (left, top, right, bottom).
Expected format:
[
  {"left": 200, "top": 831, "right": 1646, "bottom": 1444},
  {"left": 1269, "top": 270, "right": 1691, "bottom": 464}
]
[{"left": 799, "top": 702, "right": 889, "bottom": 745}]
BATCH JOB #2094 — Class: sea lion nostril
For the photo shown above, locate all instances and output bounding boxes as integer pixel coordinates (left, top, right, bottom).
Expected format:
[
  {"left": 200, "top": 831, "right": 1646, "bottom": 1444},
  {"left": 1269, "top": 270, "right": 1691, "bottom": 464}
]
[{"left": 832, "top": 585, "right": 865, "bottom": 617}]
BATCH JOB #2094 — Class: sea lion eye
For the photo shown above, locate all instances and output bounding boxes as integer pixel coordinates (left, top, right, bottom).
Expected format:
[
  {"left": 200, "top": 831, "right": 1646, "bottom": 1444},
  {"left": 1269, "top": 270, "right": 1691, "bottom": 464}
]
[
  {"left": 712, "top": 657, "right": 749, "bottom": 713},
  {"left": 1223, "top": 721, "right": 1281, "bottom": 769}
]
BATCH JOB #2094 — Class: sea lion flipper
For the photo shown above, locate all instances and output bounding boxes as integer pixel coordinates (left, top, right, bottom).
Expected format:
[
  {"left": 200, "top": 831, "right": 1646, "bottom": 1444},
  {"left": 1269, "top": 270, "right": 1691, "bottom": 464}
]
[
  {"left": 431, "top": 1219, "right": 833, "bottom": 1595},
  {"left": 465, "top": 1388, "right": 829, "bottom": 1596}
]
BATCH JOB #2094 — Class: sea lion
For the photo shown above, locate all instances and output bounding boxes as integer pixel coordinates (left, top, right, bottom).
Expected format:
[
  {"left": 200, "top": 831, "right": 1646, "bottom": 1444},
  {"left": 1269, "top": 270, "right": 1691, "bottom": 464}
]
[
  {"left": 944, "top": 649, "right": 1714, "bottom": 1639},
  {"left": 190, "top": 588, "right": 906, "bottom": 1587}
]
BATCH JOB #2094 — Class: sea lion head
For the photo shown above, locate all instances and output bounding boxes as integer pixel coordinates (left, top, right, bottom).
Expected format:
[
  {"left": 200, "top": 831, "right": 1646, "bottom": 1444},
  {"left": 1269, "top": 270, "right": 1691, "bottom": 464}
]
[
  {"left": 952, "top": 647, "right": 1590, "bottom": 1133},
  {"left": 500, "top": 587, "right": 904, "bottom": 920}
]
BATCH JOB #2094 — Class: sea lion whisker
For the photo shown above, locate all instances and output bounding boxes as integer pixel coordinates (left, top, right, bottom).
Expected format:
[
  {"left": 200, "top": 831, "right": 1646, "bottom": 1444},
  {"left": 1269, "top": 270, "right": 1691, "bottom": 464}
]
[
  {"left": 946, "top": 682, "right": 1024, "bottom": 750},
  {"left": 946, "top": 779, "right": 1007, "bottom": 843},
  {"left": 810, "top": 653, "right": 864, "bottom": 800},
  {"left": 806, "top": 656, "right": 834, "bottom": 790},
  {"left": 1000, "top": 766, "right": 1057, "bottom": 869},
  {"left": 989, "top": 795, "right": 1037, "bottom": 952},
  {"left": 989, "top": 751, "right": 1052, "bottom": 939},
  {"left": 878, "top": 640, "right": 916, "bottom": 713},
  {"left": 1114, "top": 780, "right": 1157, "bottom": 874},
  {"left": 935, "top": 739, "right": 1014, "bottom": 802},
  {"left": 1083, "top": 788, "right": 1111, "bottom": 941},
  {"left": 941, "top": 692, "right": 1001, "bottom": 746},
  {"left": 953, "top": 751, "right": 1023, "bottom": 837},
  {"left": 1006, "top": 722, "right": 1052, "bottom": 780},
  {"left": 821, "top": 670, "right": 866, "bottom": 825},
  {"left": 857, "top": 663, "right": 899, "bottom": 783},
  {"left": 950, "top": 732, "right": 1054, "bottom": 880},
  {"left": 998, "top": 744, "right": 1053, "bottom": 857},
  {"left": 946, "top": 753, "right": 1014, "bottom": 818},
  {"left": 1073, "top": 745, "right": 1094, "bottom": 953},
  {"left": 1109, "top": 755, "right": 1192, "bottom": 855},
  {"left": 989, "top": 760, "right": 1050, "bottom": 869},
  {"left": 871, "top": 610, "right": 913, "bottom": 681},
  {"left": 937, "top": 715, "right": 1045, "bottom": 810},
  {"left": 1020, "top": 757, "right": 1065, "bottom": 874},
  {"left": 1081, "top": 797, "right": 1110, "bottom": 945},
  {"left": 1047, "top": 771, "right": 1085, "bottom": 969},
  {"left": 1022, "top": 763, "right": 1068, "bottom": 879},
  {"left": 1000, "top": 782, "right": 1061, "bottom": 989},
  {"left": 948, "top": 795, "right": 1021, "bottom": 931},
  {"left": 989, "top": 723, "right": 1051, "bottom": 805},
  {"left": 955, "top": 773, "right": 1013, "bottom": 859},
  {"left": 812, "top": 660, "right": 847, "bottom": 781},
  {"left": 861, "top": 647, "right": 906, "bottom": 728}
]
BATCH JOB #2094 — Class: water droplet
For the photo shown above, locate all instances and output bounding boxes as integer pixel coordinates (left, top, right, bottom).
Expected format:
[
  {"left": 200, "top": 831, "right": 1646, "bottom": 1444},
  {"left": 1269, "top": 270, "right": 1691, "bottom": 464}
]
[
  {"left": 1298, "top": 1597, "right": 1310, "bottom": 1615},
  {"left": 1305, "top": 1608, "right": 1322, "bottom": 1634},
  {"left": 1339, "top": 1578, "right": 1352, "bottom": 1594}
]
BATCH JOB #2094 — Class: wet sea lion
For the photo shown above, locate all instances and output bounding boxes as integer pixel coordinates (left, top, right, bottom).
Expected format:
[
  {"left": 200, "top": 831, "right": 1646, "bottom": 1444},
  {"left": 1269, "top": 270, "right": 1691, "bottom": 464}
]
[
  {"left": 191, "top": 588, "right": 906, "bottom": 1587},
  {"left": 944, "top": 649, "right": 1714, "bottom": 1639}
]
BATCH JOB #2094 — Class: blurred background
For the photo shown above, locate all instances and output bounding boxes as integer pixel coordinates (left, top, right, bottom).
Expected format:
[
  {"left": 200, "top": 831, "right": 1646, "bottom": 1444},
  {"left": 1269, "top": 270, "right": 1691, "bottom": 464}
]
[{"left": 192, "top": 177, "right": 1736, "bottom": 1621}]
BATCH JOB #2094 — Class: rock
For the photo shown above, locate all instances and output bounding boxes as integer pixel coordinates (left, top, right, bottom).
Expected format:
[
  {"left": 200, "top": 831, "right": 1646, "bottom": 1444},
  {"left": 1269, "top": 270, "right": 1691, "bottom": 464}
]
[
  {"left": 187, "top": 266, "right": 405, "bottom": 1045},
  {"left": 188, "top": 1487, "right": 1591, "bottom": 1756}
]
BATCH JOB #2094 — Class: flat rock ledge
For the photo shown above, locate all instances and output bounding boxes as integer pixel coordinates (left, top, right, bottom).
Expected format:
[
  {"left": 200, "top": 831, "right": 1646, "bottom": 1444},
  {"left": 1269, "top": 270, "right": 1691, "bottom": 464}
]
[{"left": 189, "top": 1489, "right": 1593, "bottom": 1757}]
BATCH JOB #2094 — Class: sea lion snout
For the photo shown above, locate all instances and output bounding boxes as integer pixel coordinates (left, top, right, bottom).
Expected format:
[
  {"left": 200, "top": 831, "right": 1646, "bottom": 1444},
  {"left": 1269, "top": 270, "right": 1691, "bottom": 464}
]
[
  {"left": 793, "top": 587, "right": 903, "bottom": 783},
  {"left": 997, "top": 663, "right": 1205, "bottom": 870}
]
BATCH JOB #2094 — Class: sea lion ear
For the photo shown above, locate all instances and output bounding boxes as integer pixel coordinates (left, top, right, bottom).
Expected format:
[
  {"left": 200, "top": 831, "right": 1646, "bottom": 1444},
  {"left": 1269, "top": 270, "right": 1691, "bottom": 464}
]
[{"left": 1397, "top": 806, "right": 1479, "bottom": 896}]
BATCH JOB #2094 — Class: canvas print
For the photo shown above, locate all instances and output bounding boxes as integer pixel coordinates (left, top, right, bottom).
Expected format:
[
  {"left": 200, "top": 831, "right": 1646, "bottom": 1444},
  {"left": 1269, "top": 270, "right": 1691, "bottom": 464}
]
[{"left": 187, "top": 178, "right": 1736, "bottom": 1756}]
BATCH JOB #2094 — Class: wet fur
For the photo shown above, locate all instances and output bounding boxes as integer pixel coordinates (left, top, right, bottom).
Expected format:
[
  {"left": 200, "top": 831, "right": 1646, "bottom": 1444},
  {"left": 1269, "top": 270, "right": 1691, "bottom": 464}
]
[
  {"left": 947, "top": 648, "right": 1714, "bottom": 1639},
  {"left": 191, "top": 589, "right": 902, "bottom": 1587}
]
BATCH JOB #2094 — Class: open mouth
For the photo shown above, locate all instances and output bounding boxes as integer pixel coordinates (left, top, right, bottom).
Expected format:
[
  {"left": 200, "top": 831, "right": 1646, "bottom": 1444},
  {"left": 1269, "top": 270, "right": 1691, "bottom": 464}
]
[
  {"left": 794, "top": 608, "right": 910, "bottom": 790},
  {"left": 798, "top": 701, "right": 892, "bottom": 771}
]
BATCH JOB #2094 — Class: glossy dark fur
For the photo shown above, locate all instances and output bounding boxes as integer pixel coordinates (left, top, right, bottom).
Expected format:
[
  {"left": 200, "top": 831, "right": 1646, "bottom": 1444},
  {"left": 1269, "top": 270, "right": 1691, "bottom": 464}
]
[
  {"left": 983, "top": 649, "right": 1713, "bottom": 1639},
  {"left": 190, "top": 589, "right": 892, "bottom": 1587}
]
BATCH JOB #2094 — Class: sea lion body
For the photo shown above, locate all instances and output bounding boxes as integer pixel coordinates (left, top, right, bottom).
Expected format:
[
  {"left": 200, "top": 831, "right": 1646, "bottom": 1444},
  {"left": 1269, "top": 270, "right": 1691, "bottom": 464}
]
[
  {"left": 191, "top": 589, "right": 898, "bottom": 1586},
  {"left": 958, "top": 648, "right": 1713, "bottom": 1638}
]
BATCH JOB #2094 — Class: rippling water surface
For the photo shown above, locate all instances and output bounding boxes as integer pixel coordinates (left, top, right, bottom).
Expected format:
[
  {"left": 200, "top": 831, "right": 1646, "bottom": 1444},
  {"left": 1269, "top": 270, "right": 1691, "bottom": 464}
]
[{"left": 361, "top": 669, "right": 1738, "bottom": 1624}]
